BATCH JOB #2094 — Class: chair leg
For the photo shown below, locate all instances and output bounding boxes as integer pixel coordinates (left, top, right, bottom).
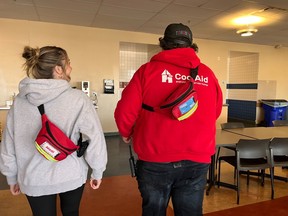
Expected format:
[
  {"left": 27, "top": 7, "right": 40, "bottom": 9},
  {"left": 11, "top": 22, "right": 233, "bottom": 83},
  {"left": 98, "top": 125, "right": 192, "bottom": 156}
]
[
  {"left": 261, "top": 169, "right": 265, "bottom": 186},
  {"left": 215, "top": 147, "right": 221, "bottom": 169},
  {"left": 217, "top": 159, "right": 222, "bottom": 188},
  {"left": 246, "top": 171, "right": 250, "bottom": 185},
  {"left": 271, "top": 168, "right": 274, "bottom": 199},
  {"left": 237, "top": 170, "right": 240, "bottom": 204}
]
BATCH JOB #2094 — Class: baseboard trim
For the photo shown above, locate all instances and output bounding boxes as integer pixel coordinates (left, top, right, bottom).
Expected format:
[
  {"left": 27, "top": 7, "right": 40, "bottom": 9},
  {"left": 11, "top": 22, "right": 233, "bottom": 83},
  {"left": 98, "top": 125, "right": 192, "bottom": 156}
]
[{"left": 104, "top": 132, "right": 119, "bottom": 137}]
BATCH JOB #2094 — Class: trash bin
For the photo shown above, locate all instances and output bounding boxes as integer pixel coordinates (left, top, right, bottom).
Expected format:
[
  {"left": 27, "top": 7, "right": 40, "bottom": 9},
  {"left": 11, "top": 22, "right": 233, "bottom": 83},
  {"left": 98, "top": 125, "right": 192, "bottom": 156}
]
[{"left": 261, "top": 99, "right": 288, "bottom": 127}]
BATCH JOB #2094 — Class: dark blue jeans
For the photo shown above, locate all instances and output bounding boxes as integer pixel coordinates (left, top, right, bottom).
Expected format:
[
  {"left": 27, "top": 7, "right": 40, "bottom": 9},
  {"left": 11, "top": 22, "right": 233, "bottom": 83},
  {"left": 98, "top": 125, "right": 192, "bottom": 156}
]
[{"left": 136, "top": 160, "right": 209, "bottom": 216}]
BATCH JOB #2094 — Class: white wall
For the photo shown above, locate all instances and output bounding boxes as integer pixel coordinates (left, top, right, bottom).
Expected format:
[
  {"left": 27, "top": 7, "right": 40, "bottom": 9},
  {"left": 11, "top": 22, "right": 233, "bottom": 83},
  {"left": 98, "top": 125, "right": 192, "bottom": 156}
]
[{"left": 0, "top": 18, "right": 288, "bottom": 132}]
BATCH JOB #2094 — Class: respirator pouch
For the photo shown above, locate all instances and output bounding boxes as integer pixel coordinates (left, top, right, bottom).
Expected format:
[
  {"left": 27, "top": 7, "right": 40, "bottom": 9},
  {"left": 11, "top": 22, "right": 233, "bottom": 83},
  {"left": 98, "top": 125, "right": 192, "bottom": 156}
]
[{"left": 35, "top": 104, "right": 79, "bottom": 162}]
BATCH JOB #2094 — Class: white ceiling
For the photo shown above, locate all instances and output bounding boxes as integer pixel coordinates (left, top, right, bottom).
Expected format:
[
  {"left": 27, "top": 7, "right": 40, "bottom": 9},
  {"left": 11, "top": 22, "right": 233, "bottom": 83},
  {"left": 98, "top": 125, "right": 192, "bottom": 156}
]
[{"left": 1, "top": 0, "right": 288, "bottom": 47}]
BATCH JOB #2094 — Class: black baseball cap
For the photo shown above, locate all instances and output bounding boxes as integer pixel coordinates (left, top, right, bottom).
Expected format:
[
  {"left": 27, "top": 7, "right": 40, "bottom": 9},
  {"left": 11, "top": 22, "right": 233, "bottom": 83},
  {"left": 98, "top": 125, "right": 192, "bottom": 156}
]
[{"left": 162, "top": 23, "right": 193, "bottom": 45}]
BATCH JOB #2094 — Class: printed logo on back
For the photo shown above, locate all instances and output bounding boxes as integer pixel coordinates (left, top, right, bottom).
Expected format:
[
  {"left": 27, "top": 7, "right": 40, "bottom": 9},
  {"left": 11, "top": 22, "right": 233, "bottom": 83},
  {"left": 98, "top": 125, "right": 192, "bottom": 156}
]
[{"left": 161, "top": 69, "right": 208, "bottom": 86}]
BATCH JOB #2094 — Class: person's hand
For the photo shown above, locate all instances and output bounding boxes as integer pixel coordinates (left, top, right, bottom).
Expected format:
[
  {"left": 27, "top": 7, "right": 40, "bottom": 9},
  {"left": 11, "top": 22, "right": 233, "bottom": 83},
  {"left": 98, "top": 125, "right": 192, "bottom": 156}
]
[
  {"left": 90, "top": 178, "right": 102, "bottom": 190},
  {"left": 10, "top": 184, "right": 21, "bottom": 195},
  {"left": 122, "top": 136, "right": 131, "bottom": 143}
]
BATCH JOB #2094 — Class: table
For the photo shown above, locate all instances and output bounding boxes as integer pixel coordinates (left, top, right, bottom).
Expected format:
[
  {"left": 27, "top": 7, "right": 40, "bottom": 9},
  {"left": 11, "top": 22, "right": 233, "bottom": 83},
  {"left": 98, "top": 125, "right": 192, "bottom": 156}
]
[{"left": 223, "top": 126, "right": 288, "bottom": 140}]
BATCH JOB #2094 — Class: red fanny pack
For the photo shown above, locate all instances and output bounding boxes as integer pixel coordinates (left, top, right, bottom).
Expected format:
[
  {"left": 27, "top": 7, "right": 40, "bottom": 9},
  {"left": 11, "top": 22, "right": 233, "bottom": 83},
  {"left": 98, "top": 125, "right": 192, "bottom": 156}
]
[
  {"left": 35, "top": 104, "right": 79, "bottom": 162},
  {"left": 142, "top": 67, "right": 198, "bottom": 121}
]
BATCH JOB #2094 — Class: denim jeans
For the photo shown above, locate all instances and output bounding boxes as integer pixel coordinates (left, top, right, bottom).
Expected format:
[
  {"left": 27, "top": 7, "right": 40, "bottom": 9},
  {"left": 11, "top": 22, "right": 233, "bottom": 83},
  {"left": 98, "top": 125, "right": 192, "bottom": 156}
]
[{"left": 136, "top": 160, "right": 209, "bottom": 216}]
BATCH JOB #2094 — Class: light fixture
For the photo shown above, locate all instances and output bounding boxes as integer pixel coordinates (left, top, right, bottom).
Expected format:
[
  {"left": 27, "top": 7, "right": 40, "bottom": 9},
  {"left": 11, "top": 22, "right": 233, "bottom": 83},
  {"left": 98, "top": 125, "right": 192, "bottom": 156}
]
[
  {"left": 236, "top": 28, "right": 258, "bottom": 37},
  {"left": 233, "top": 15, "right": 263, "bottom": 25},
  {"left": 232, "top": 14, "right": 261, "bottom": 37}
]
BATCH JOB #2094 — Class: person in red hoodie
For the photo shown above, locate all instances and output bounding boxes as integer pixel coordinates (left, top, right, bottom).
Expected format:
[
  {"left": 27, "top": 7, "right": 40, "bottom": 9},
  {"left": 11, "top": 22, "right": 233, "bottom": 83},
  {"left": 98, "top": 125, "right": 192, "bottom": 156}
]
[{"left": 114, "top": 23, "right": 223, "bottom": 216}]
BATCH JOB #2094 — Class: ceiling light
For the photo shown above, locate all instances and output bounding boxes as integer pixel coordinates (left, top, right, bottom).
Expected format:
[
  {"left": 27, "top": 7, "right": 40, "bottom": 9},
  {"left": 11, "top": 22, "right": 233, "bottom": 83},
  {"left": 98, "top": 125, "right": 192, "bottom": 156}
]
[
  {"left": 236, "top": 28, "right": 258, "bottom": 37},
  {"left": 233, "top": 15, "right": 263, "bottom": 25}
]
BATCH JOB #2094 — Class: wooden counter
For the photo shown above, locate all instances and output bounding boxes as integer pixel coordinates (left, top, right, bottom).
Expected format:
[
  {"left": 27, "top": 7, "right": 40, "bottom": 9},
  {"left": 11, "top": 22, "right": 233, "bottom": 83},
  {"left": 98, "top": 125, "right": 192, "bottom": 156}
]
[
  {"left": 0, "top": 107, "right": 9, "bottom": 130},
  {"left": 216, "top": 105, "right": 228, "bottom": 129}
]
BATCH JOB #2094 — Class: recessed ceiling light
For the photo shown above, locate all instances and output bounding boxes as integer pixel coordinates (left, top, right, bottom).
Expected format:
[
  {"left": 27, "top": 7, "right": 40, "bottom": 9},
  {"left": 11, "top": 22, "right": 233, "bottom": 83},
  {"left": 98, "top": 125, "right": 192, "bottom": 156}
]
[{"left": 236, "top": 28, "right": 258, "bottom": 37}]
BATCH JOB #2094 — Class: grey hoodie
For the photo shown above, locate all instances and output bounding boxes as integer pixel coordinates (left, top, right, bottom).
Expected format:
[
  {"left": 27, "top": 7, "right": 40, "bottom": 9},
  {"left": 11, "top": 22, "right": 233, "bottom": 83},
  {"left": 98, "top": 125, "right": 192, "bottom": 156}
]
[{"left": 0, "top": 77, "right": 107, "bottom": 196}]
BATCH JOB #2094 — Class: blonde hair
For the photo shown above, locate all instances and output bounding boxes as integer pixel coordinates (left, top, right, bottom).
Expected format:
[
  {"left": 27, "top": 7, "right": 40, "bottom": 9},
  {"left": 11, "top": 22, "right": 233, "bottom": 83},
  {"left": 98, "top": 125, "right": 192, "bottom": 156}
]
[{"left": 22, "top": 46, "right": 68, "bottom": 79}]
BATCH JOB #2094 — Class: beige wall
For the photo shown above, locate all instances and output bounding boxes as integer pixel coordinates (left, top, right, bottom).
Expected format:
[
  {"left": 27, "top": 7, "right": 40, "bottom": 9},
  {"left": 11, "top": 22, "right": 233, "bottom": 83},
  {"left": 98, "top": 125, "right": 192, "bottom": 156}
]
[{"left": 0, "top": 18, "right": 288, "bottom": 132}]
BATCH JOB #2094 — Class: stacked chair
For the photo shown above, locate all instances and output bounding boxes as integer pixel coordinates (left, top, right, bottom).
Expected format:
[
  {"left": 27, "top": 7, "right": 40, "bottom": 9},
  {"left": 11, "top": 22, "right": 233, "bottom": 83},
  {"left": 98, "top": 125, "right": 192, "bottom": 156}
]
[
  {"left": 235, "top": 139, "right": 274, "bottom": 204},
  {"left": 217, "top": 128, "right": 275, "bottom": 204},
  {"left": 269, "top": 137, "right": 288, "bottom": 198}
]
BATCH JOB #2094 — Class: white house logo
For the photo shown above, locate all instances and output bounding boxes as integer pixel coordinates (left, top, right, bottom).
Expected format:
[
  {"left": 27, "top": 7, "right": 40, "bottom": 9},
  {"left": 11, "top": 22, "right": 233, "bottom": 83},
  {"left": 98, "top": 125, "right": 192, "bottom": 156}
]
[
  {"left": 162, "top": 70, "right": 173, "bottom": 83},
  {"left": 161, "top": 69, "right": 208, "bottom": 86}
]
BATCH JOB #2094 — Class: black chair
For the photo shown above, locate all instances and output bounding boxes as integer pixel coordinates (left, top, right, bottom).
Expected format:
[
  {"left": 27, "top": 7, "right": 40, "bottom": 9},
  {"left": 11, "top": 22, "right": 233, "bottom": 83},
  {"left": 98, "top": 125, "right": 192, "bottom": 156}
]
[
  {"left": 216, "top": 122, "right": 245, "bottom": 183},
  {"left": 217, "top": 122, "right": 245, "bottom": 159},
  {"left": 272, "top": 120, "right": 288, "bottom": 127},
  {"left": 218, "top": 139, "right": 274, "bottom": 204},
  {"left": 270, "top": 123, "right": 288, "bottom": 169},
  {"left": 235, "top": 139, "right": 274, "bottom": 204},
  {"left": 269, "top": 137, "right": 288, "bottom": 191}
]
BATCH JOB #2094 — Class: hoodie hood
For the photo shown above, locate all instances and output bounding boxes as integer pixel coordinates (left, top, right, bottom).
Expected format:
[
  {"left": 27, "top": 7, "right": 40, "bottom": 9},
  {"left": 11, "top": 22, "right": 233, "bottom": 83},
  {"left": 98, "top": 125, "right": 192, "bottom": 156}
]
[
  {"left": 150, "top": 48, "right": 200, "bottom": 69},
  {"left": 18, "top": 77, "right": 71, "bottom": 106}
]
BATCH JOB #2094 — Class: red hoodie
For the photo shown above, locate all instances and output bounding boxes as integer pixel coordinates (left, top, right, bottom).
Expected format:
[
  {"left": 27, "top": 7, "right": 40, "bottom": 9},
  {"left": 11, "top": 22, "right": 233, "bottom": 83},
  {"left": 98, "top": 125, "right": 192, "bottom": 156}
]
[{"left": 114, "top": 48, "right": 223, "bottom": 163}]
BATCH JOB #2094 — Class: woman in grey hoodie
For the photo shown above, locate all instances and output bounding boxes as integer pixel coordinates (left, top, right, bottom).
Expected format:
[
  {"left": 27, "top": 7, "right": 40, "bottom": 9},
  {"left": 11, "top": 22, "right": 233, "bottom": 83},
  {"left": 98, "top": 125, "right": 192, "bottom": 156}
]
[{"left": 0, "top": 46, "right": 107, "bottom": 216}]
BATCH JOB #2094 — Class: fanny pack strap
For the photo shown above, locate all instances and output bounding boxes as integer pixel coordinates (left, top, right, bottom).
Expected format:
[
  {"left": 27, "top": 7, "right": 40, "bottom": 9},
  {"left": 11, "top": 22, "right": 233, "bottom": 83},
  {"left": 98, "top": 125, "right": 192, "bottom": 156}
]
[
  {"left": 37, "top": 104, "right": 84, "bottom": 142},
  {"left": 142, "top": 67, "right": 198, "bottom": 112},
  {"left": 38, "top": 104, "right": 45, "bottom": 115},
  {"left": 190, "top": 67, "right": 198, "bottom": 80}
]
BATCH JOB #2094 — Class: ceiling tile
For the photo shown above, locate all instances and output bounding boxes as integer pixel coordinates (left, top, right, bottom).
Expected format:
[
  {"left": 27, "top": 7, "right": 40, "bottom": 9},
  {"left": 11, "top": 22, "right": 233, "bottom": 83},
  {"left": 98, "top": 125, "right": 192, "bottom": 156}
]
[{"left": 0, "top": 0, "right": 287, "bottom": 47}]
